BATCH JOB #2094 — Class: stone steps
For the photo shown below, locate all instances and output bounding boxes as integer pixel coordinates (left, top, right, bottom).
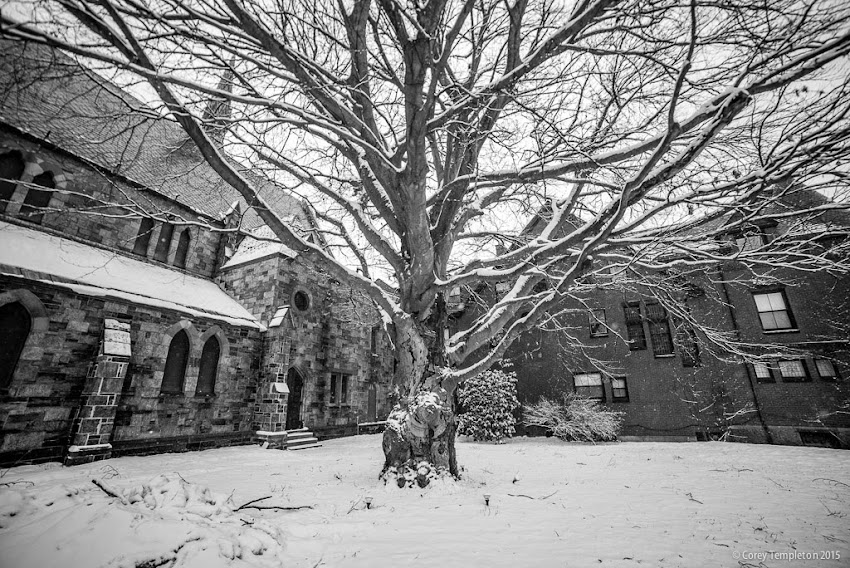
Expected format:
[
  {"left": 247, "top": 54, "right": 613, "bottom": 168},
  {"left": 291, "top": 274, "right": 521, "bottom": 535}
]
[{"left": 285, "top": 428, "right": 321, "bottom": 451}]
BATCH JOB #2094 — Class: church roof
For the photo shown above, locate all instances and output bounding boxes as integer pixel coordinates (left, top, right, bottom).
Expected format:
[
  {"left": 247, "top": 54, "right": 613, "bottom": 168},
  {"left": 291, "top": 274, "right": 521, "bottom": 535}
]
[
  {"left": 0, "top": 220, "right": 261, "bottom": 328},
  {"left": 0, "top": 40, "right": 305, "bottom": 231}
]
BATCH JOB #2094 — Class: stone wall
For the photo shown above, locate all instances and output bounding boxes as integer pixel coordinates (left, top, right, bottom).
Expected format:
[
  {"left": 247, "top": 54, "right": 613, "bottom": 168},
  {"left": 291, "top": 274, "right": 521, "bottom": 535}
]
[
  {"left": 0, "top": 131, "right": 224, "bottom": 278},
  {"left": 0, "top": 276, "right": 261, "bottom": 466},
  {"left": 219, "top": 253, "right": 394, "bottom": 433}
]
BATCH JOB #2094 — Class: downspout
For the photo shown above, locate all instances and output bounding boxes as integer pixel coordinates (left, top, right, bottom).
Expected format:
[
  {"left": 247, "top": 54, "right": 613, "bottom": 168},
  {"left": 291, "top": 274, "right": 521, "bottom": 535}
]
[{"left": 716, "top": 266, "right": 774, "bottom": 444}]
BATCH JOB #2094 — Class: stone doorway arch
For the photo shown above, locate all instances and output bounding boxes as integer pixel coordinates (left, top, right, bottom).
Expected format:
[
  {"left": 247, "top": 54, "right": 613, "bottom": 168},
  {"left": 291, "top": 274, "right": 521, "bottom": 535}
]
[{"left": 285, "top": 367, "right": 304, "bottom": 430}]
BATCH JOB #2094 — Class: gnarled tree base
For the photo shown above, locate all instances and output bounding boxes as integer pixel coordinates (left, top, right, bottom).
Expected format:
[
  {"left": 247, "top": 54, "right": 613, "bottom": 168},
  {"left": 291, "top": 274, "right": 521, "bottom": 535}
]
[{"left": 381, "top": 390, "right": 458, "bottom": 487}]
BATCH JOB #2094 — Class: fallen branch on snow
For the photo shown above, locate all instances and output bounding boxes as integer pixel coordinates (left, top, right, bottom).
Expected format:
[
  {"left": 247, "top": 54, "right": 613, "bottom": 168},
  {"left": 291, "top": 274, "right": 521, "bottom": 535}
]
[
  {"left": 685, "top": 492, "right": 703, "bottom": 504},
  {"left": 507, "top": 490, "right": 559, "bottom": 500},
  {"left": 92, "top": 478, "right": 128, "bottom": 505},
  {"left": 0, "top": 480, "right": 35, "bottom": 488},
  {"left": 813, "top": 477, "right": 850, "bottom": 489},
  {"left": 235, "top": 495, "right": 313, "bottom": 511}
]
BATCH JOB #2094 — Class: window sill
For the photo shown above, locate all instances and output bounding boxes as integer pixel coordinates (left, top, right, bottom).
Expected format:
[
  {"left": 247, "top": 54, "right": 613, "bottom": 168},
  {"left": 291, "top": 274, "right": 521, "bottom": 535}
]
[
  {"left": 763, "top": 329, "right": 800, "bottom": 334},
  {"left": 194, "top": 393, "right": 217, "bottom": 399},
  {"left": 590, "top": 334, "right": 609, "bottom": 339},
  {"left": 654, "top": 354, "right": 676, "bottom": 359},
  {"left": 611, "top": 398, "right": 629, "bottom": 403},
  {"left": 159, "top": 392, "right": 184, "bottom": 398}
]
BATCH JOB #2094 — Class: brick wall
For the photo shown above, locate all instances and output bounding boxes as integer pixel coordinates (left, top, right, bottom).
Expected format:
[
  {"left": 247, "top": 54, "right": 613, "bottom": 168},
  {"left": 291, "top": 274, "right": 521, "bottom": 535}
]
[
  {"left": 723, "top": 265, "right": 850, "bottom": 441},
  {"left": 462, "top": 264, "right": 850, "bottom": 445},
  {"left": 502, "top": 283, "right": 756, "bottom": 440}
]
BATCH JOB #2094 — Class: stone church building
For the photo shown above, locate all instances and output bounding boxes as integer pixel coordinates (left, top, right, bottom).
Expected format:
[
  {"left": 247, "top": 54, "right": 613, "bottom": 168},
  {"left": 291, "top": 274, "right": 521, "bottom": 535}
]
[{"left": 0, "top": 42, "right": 393, "bottom": 466}]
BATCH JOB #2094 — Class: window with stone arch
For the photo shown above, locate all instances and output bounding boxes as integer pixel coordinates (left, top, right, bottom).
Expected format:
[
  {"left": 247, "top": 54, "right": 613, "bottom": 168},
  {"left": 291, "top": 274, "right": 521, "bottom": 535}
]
[
  {"left": 153, "top": 222, "right": 175, "bottom": 262},
  {"left": 173, "top": 229, "right": 191, "bottom": 268},
  {"left": 195, "top": 335, "right": 220, "bottom": 396},
  {"left": 133, "top": 218, "right": 155, "bottom": 256},
  {"left": 0, "top": 301, "right": 31, "bottom": 389},
  {"left": 20, "top": 170, "right": 55, "bottom": 224},
  {"left": 161, "top": 329, "right": 190, "bottom": 394},
  {"left": 0, "top": 150, "right": 25, "bottom": 212}
]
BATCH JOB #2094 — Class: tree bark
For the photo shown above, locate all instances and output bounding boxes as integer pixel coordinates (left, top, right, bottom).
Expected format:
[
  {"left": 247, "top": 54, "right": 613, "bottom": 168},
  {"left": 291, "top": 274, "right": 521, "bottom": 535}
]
[{"left": 381, "top": 307, "right": 459, "bottom": 486}]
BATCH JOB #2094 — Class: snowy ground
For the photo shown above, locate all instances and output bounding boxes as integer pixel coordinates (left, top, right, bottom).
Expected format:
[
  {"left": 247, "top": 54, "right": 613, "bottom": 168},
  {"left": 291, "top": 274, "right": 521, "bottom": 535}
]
[{"left": 1, "top": 436, "right": 848, "bottom": 568}]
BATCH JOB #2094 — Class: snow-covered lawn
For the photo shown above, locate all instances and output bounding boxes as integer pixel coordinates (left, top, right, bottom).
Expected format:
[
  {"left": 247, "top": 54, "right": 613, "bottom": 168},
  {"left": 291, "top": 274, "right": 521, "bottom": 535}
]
[{"left": 1, "top": 436, "right": 848, "bottom": 568}]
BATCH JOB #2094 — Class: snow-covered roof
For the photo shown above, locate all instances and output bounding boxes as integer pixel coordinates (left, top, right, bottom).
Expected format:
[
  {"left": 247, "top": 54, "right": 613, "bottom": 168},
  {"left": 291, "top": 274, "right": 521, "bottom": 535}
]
[
  {"left": 0, "top": 221, "right": 260, "bottom": 328},
  {"left": 268, "top": 306, "right": 291, "bottom": 328},
  {"left": 220, "top": 225, "right": 296, "bottom": 270}
]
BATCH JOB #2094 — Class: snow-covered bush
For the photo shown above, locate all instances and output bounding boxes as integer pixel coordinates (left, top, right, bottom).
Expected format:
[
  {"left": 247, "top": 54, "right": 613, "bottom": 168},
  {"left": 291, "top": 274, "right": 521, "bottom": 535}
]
[
  {"left": 523, "top": 393, "right": 624, "bottom": 442},
  {"left": 457, "top": 369, "right": 520, "bottom": 442}
]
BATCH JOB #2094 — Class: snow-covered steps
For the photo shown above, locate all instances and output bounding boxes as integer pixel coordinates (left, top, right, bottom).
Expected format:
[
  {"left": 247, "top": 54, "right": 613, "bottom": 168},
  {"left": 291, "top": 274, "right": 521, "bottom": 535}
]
[{"left": 285, "top": 428, "right": 321, "bottom": 451}]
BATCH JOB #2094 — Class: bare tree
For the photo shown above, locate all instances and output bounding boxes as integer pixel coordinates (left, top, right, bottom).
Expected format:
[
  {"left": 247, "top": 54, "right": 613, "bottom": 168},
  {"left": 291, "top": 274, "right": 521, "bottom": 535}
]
[{"left": 3, "top": 0, "right": 850, "bottom": 478}]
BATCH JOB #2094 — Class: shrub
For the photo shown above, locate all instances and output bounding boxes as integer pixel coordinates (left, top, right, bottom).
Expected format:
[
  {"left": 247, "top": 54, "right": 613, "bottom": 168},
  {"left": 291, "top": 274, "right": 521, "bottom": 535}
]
[
  {"left": 523, "top": 393, "right": 624, "bottom": 442},
  {"left": 457, "top": 369, "right": 520, "bottom": 442}
]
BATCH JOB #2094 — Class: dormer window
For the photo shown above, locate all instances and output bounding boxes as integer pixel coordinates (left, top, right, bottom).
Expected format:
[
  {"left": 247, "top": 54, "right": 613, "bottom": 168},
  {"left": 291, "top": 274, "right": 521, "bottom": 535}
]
[
  {"left": 735, "top": 230, "right": 767, "bottom": 252},
  {"left": 732, "top": 223, "right": 775, "bottom": 253}
]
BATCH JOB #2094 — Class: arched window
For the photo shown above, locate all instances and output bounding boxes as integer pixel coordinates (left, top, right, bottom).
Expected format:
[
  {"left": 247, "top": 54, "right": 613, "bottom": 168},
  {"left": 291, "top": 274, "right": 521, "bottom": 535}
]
[
  {"left": 173, "top": 229, "right": 191, "bottom": 268},
  {"left": 195, "top": 336, "right": 220, "bottom": 395},
  {"left": 161, "top": 329, "right": 189, "bottom": 394},
  {"left": 20, "top": 171, "right": 55, "bottom": 224},
  {"left": 0, "top": 151, "right": 25, "bottom": 212},
  {"left": 0, "top": 302, "right": 31, "bottom": 389},
  {"left": 133, "top": 218, "right": 155, "bottom": 256},
  {"left": 153, "top": 223, "right": 175, "bottom": 262}
]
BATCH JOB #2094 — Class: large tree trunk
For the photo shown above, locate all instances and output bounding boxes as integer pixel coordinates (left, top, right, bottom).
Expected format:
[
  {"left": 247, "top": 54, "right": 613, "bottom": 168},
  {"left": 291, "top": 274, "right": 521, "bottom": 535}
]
[{"left": 381, "top": 310, "right": 459, "bottom": 486}]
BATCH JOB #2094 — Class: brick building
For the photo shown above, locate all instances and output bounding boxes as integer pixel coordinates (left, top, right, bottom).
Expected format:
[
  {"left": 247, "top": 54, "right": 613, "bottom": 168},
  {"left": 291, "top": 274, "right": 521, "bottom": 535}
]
[
  {"left": 502, "top": 194, "right": 850, "bottom": 448},
  {"left": 0, "top": 42, "right": 392, "bottom": 466}
]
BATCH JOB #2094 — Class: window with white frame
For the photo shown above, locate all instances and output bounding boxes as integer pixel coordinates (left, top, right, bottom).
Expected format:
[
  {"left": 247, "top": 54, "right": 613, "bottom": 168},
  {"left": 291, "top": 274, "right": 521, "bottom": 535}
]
[
  {"left": 815, "top": 359, "right": 839, "bottom": 380},
  {"left": 735, "top": 230, "right": 767, "bottom": 252},
  {"left": 753, "top": 291, "right": 795, "bottom": 331},
  {"left": 752, "top": 362, "right": 773, "bottom": 383},
  {"left": 573, "top": 372, "right": 604, "bottom": 401},
  {"left": 777, "top": 359, "right": 809, "bottom": 382},
  {"left": 611, "top": 376, "right": 629, "bottom": 402},
  {"left": 589, "top": 309, "right": 608, "bottom": 337}
]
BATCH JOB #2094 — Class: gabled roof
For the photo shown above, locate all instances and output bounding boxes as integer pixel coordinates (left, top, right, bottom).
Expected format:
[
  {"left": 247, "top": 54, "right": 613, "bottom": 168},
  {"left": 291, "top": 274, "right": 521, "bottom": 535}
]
[
  {"left": 0, "top": 40, "right": 306, "bottom": 230},
  {"left": 220, "top": 225, "right": 297, "bottom": 270}
]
